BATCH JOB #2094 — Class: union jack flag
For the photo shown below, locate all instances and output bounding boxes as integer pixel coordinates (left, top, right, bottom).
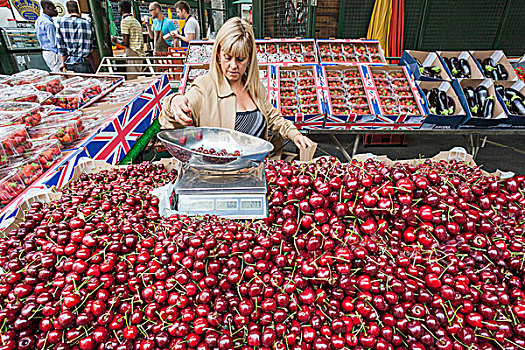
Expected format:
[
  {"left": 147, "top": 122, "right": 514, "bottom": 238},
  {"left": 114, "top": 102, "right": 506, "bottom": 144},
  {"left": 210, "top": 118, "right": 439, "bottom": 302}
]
[
  {"left": 375, "top": 114, "right": 399, "bottom": 125},
  {"left": 325, "top": 113, "right": 377, "bottom": 129},
  {"left": 394, "top": 123, "right": 422, "bottom": 130},
  {"left": 324, "top": 114, "right": 351, "bottom": 130},
  {"left": 366, "top": 89, "right": 383, "bottom": 114},
  {"left": 295, "top": 114, "right": 326, "bottom": 130},
  {"left": 397, "top": 112, "right": 426, "bottom": 125},
  {"left": 268, "top": 66, "right": 279, "bottom": 91},
  {"left": 350, "top": 123, "right": 377, "bottom": 130},
  {"left": 359, "top": 66, "right": 374, "bottom": 88},
  {"left": 86, "top": 75, "right": 171, "bottom": 165}
]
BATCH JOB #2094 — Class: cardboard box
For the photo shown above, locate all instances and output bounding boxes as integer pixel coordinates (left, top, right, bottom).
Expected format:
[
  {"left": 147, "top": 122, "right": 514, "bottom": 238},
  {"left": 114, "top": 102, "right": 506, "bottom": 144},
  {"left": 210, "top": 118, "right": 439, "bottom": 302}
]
[
  {"left": 270, "top": 65, "right": 327, "bottom": 130},
  {"left": 455, "top": 79, "right": 509, "bottom": 128},
  {"left": 3, "top": 158, "right": 181, "bottom": 234},
  {"left": 399, "top": 50, "right": 450, "bottom": 81},
  {"left": 186, "top": 41, "right": 214, "bottom": 64},
  {"left": 49, "top": 73, "right": 124, "bottom": 112},
  {"left": 179, "top": 65, "right": 270, "bottom": 97},
  {"left": 186, "top": 39, "right": 318, "bottom": 66},
  {"left": 361, "top": 65, "right": 427, "bottom": 127},
  {"left": 493, "top": 80, "right": 525, "bottom": 127},
  {"left": 323, "top": 65, "right": 376, "bottom": 129},
  {"left": 256, "top": 39, "right": 318, "bottom": 65},
  {"left": 470, "top": 50, "right": 518, "bottom": 81},
  {"left": 179, "top": 64, "right": 209, "bottom": 94},
  {"left": 418, "top": 80, "right": 467, "bottom": 129},
  {"left": 437, "top": 51, "right": 485, "bottom": 80},
  {"left": 317, "top": 39, "right": 387, "bottom": 65}
]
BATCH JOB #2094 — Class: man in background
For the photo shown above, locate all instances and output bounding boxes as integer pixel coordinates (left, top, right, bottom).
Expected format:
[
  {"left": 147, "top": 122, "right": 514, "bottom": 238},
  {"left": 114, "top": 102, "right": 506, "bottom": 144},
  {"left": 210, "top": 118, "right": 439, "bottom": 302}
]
[
  {"left": 35, "top": 0, "right": 60, "bottom": 72},
  {"left": 173, "top": 1, "right": 200, "bottom": 47},
  {"left": 146, "top": 2, "right": 175, "bottom": 53},
  {"left": 56, "top": 0, "right": 94, "bottom": 73},
  {"left": 113, "top": 0, "right": 144, "bottom": 79}
]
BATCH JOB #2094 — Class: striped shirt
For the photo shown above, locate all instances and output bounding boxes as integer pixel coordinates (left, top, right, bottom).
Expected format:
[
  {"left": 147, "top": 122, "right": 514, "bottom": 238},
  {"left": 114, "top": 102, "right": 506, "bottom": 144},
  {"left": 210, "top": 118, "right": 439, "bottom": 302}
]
[
  {"left": 235, "top": 109, "right": 267, "bottom": 138},
  {"left": 56, "top": 15, "right": 94, "bottom": 64},
  {"left": 35, "top": 14, "right": 57, "bottom": 53},
  {"left": 120, "top": 14, "right": 144, "bottom": 56}
]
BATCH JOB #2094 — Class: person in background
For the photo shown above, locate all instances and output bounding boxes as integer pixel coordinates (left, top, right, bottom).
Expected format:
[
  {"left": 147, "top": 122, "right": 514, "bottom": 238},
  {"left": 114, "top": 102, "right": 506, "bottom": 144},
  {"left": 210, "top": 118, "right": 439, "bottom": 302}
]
[
  {"left": 36, "top": 0, "right": 60, "bottom": 72},
  {"left": 159, "top": 17, "right": 313, "bottom": 150},
  {"left": 56, "top": 0, "right": 94, "bottom": 73},
  {"left": 173, "top": 0, "right": 200, "bottom": 47},
  {"left": 112, "top": 0, "right": 144, "bottom": 79},
  {"left": 146, "top": 2, "right": 175, "bottom": 53}
]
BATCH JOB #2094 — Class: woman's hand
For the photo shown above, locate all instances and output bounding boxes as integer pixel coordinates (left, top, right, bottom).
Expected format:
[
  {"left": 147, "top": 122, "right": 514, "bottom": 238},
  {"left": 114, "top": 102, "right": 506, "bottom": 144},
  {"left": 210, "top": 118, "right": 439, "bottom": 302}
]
[
  {"left": 170, "top": 95, "right": 193, "bottom": 126},
  {"left": 293, "top": 134, "right": 314, "bottom": 149}
]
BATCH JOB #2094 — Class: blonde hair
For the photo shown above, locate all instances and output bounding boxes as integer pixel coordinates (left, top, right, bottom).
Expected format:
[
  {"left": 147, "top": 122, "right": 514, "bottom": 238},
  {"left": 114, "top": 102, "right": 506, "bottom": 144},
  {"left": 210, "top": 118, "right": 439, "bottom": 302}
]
[{"left": 210, "top": 17, "right": 261, "bottom": 100}]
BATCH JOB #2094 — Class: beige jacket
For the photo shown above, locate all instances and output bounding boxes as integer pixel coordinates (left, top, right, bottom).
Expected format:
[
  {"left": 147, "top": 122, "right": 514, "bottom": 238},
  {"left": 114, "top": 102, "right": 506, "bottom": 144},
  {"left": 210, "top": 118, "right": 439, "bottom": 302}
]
[{"left": 159, "top": 73, "right": 301, "bottom": 142}]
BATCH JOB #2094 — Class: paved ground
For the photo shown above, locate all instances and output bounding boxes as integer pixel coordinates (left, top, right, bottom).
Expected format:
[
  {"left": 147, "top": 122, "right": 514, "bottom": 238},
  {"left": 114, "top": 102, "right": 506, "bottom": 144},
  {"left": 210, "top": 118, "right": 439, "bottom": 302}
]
[{"left": 284, "top": 134, "right": 525, "bottom": 174}]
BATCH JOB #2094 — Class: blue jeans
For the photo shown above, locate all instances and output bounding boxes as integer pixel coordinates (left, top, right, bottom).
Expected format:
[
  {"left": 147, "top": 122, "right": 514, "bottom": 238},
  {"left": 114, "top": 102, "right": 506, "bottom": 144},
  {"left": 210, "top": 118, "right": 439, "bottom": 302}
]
[{"left": 66, "top": 58, "right": 94, "bottom": 74}]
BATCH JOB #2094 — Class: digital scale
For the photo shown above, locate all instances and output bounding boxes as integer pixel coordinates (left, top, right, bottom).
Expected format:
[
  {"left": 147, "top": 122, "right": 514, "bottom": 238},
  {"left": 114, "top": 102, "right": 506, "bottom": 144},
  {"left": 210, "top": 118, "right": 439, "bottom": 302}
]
[{"left": 157, "top": 127, "right": 273, "bottom": 219}]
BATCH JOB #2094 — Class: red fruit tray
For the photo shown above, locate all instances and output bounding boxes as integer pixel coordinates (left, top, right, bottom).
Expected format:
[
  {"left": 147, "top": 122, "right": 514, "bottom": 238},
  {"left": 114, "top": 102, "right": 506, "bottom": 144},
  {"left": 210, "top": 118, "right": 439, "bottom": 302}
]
[
  {"left": 3, "top": 155, "right": 43, "bottom": 186},
  {"left": 5, "top": 69, "right": 49, "bottom": 86},
  {"left": 0, "top": 169, "right": 25, "bottom": 208},
  {"left": 49, "top": 73, "right": 123, "bottom": 112},
  {"left": 23, "top": 139, "right": 62, "bottom": 171},
  {"left": 323, "top": 65, "right": 376, "bottom": 128},
  {"left": 317, "top": 39, "right": 387, "bottom": 65},
  {"left": 29, "top": 120, "right": 80, "bottom": 147},
  {"left": 33, "top": 75, "right": 66, "bottom": 94},
  {"left": 0, "top": 102, "right": 42, "bottom": 127},
  {"left": 361, "top": 65, "right": 426, "bottom": 126},
  {"left": 255, "top": 39, "right": 318, "bottom": 65},
  {"left": 271, "top": 65, "right": 326, "bottom": 129},
  {"left": 0, "top": 125, "right": 32, "bottom": 156},
  {"left": 54, "top": 90, "right": 84, "bottom": 110}
]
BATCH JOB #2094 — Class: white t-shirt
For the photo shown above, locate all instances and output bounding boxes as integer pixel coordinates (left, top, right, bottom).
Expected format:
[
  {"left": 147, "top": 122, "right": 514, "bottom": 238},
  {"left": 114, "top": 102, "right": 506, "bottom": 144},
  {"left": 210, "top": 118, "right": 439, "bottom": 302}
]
[{"left": 184, "top": 16, "right": 200, "bottom": 41}]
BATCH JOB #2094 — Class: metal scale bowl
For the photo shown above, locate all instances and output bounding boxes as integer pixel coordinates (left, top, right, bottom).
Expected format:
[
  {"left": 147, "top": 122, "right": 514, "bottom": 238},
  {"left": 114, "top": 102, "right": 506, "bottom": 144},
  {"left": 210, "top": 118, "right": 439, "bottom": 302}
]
[{"left": 157, "top": 127, "right": 273, "bottom": 219}]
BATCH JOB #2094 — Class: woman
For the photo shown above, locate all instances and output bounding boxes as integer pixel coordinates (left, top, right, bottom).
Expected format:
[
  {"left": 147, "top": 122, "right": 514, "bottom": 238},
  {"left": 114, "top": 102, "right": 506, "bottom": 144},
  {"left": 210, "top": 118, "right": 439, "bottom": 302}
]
[{"left": 159, "top": 17, "right": 313, "bottom": 149}]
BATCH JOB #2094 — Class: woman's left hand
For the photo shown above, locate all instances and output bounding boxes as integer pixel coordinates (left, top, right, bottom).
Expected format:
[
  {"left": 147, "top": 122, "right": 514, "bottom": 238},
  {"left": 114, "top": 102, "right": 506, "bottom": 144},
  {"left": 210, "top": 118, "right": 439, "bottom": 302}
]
[{"left": 293, "top": 134, "right": 314, "bottom": 149}]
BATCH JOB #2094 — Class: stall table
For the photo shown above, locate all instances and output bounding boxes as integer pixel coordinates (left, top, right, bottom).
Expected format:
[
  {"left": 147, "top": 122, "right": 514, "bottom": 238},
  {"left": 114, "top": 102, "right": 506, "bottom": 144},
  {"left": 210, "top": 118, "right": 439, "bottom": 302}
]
[{"left": 303, "top": 129, "right": 525, "bottom": 161}]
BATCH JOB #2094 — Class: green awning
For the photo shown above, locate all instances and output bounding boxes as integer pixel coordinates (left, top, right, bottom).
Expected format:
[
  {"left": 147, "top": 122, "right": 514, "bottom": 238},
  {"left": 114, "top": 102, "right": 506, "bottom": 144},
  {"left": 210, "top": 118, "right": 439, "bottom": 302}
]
[
  {"left": 107, "top": 0, "right": 118, "bottom": 36},
  {"left": 232, "top": 0, "right": 251, "bottom": 4}
]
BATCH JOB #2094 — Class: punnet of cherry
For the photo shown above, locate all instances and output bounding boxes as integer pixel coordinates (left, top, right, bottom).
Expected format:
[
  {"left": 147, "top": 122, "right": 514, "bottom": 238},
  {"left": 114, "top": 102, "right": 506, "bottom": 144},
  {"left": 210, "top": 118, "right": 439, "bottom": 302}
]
[{"left": 0, "top": 156, "right": 524, "bottom": 350}]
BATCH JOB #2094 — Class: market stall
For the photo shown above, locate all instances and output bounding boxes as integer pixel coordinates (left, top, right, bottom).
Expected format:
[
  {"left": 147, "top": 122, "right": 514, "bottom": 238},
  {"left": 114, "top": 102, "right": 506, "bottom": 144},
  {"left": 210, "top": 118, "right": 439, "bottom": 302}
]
[{"left": 0, "top": 36, "right": 524, "bottom": 350}]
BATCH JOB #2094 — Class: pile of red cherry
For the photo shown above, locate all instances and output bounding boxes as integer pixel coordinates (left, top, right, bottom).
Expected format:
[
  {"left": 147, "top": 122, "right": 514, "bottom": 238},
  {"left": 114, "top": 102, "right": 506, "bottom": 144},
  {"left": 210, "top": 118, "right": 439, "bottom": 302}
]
[
  {"left": 191, "top": 147, "right": 241, "bottom": 157},
  {"left": 0, "top": 156, "right": 524, "bottom": 350}
]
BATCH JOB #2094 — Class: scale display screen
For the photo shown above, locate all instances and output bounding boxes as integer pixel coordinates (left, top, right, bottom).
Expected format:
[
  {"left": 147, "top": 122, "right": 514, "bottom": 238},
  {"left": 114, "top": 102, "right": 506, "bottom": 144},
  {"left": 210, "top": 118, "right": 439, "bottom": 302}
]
[
  {"left": 176, "top": 194, "right": 268, "bottom": 219},
  {"left": 217, "top": 200, "right": 238, "bottom": 211},
  {"left": 189, "top": 200, "right": 214, "bottom": 211},
  {"left": 241, "top": 199, "right": 263, "bottom": 210}
]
